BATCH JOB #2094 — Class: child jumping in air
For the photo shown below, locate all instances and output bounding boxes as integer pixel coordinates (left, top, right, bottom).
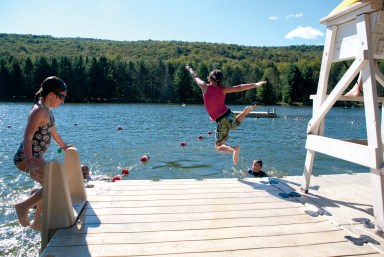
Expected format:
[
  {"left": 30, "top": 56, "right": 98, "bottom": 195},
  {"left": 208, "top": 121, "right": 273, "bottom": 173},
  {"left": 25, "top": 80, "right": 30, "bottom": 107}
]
[{"left": 186, "top": 65, "right": 266, "bottom": 164}]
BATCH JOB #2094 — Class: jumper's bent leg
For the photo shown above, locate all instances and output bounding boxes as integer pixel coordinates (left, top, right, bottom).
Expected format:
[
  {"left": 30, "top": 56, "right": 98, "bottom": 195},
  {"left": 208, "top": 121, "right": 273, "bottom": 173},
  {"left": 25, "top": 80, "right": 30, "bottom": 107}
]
[
  {"left": 215, "top": 143, "right": 240, "bottom": 164},
  {"left": 235, "top": 106, "right": 253, "bottom": 124}
]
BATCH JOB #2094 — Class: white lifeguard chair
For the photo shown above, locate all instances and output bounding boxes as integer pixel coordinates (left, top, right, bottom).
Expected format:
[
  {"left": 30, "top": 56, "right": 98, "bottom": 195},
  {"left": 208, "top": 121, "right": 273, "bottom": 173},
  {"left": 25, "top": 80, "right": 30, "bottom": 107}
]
[{"left": 302, "top": 0, "right": 384, "bottom": 236}]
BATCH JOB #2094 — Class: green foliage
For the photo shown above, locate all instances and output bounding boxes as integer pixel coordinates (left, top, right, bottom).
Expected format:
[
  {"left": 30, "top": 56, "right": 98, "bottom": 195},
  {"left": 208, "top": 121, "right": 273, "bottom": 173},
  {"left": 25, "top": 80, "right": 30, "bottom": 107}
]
[
  {"left": 302, "top": 66, "right": 318, "bottom": 105},
  {"left": 173, "top": 64, "right": 193, "bottom": 102},
  {"left": 257, "top": 79, "right": 276, "bottom": 105},
  {"left": 282, "top": 64, "right": 303, "bottom": 104},
  {"left": 0, "top": 33, "right": 327, "bottom": 104}
]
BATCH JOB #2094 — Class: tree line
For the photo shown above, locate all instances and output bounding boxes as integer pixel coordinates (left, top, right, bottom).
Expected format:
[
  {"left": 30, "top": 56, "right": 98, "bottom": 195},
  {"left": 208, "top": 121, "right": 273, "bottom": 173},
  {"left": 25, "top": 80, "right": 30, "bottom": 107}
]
[{"left": 0, "top": 33, "right": 371, "bottom": 105}]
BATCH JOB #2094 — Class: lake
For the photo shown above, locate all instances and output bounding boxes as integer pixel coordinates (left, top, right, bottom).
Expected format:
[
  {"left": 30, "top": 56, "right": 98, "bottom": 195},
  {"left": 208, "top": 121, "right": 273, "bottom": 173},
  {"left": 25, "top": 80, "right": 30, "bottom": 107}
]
[{"left": 0, "top": 103, "right": 368, "bottom": 256}]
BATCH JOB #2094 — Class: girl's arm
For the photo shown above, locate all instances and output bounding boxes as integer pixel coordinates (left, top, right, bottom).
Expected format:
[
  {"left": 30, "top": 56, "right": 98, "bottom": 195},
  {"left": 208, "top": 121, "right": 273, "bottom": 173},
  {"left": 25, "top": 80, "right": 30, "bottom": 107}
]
[
  {"left": 51, "top": 126, "right": 68, "bottom": 150},
  {"left": 223, "top": 81, "right": 267, "bottom": 94},
  {"left": 185, "top": 65, "right": 208, "bottom": 95}
]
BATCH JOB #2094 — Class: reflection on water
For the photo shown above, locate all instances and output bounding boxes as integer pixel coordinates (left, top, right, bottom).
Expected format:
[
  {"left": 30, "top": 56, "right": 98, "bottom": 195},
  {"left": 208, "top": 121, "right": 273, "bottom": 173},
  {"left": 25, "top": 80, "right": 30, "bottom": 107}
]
[
  {"left": 0, "top": 103, "right": 369, "bottom": 256},
  {"left": 153, "top": 161, "right": 211, "bottom": 171}
]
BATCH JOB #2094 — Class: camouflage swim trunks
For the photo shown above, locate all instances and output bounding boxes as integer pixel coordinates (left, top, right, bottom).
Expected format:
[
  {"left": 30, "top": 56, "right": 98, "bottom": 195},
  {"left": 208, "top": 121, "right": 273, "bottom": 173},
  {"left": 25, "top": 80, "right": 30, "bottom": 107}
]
[{"left": 215, "top": 111, "right": 240, "bottom": 145}]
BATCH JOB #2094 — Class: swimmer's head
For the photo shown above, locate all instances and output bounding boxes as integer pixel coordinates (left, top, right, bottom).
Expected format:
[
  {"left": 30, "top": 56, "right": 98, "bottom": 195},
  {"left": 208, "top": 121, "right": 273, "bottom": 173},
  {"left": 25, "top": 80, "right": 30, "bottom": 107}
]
[{"left": 81, "top": 165, "right": 90, "bottom": 179}]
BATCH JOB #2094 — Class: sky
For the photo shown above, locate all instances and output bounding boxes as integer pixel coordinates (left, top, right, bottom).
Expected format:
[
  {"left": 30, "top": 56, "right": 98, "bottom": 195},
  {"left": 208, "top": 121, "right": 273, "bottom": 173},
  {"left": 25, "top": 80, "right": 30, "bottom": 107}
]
[{"left": 0, "top": 0, "right": 342, "bottom": 47}]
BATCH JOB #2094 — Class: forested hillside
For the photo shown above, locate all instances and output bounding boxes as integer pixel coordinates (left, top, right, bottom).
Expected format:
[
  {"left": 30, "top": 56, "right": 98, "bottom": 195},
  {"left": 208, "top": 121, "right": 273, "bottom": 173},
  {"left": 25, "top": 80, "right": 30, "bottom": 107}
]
[{"left": 0, "top": 33, "right": 355, "bottom": 104}]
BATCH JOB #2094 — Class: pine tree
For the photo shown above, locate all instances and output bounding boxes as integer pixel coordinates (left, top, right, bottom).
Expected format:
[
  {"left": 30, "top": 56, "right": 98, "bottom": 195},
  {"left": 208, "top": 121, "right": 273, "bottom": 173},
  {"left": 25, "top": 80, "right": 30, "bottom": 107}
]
[
  {"left": 257, "top": 78, "right": 276, "bottom": 104},
  {"left": 173, "top": 64, "right": 192, "bottom": 102}
]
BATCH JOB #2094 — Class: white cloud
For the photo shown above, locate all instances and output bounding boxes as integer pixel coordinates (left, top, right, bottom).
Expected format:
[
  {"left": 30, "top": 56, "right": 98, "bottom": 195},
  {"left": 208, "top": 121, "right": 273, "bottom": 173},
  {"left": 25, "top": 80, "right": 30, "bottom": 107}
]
[
  {"left": 286, "top": 13, "right": 303, "bottom": 19},
  {"left": 269, "top": 16, "right": 279, "bottom": 21},
  {"left": 285, "top": 26, "right": 324, "bottom": 40}
]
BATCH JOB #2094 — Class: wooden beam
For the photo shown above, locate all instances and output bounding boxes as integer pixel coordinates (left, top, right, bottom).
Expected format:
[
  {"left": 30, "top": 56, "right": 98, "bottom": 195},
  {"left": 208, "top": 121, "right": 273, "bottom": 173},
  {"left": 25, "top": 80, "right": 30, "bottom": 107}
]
[
  {"left": 301, "top": 25, "right": 338, "bottom": 193},
  {"left": 316, "top": 26, "right": 337, "bottom": 106},
  {"left": 371, "top": 171, "right": 384, "bottom": 235},
  {"left": 376, "top": 65, "right": 384, "bottom": 87},
  {"left": 321, "top": 1, "right": 382, "bottom": 26},
  {"left": 357, "top": 14, "right": 383, "bottom": 150},
  {"left": 342, "top": 139, "right": 368, "bottom": 145},
  {"left": 305, "top": 134, "right": 381, "bottom": 169},
  {"left": 302, "top": 149, "right": 315, "bottom": 194},
  {"left": 313, "top": 25, "right": 338, "bottom": 133},
  {"left": 310, "top": 94, "right": 384, "bottom": 102}
]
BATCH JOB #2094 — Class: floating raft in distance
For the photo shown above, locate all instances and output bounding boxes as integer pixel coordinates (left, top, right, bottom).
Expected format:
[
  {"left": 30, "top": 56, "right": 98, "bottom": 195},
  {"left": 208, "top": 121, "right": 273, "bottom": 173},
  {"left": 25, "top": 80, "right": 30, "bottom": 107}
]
[{"left": 233, "top": 107, "right": 277, "bottom": 118}]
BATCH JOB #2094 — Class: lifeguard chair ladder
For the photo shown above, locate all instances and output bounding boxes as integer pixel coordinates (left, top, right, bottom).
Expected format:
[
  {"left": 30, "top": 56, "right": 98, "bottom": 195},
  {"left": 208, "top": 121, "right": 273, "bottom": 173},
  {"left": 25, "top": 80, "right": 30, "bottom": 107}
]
[{"left": 301, "top": 0, "right": 384, "bottom": 236}]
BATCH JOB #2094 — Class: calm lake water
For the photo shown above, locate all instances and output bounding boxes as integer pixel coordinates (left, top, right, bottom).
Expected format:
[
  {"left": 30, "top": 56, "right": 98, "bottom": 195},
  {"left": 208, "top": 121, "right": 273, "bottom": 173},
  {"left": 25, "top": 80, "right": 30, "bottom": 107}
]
[{"left": 0, "top": 103, "right": 368, "bottom": 256}]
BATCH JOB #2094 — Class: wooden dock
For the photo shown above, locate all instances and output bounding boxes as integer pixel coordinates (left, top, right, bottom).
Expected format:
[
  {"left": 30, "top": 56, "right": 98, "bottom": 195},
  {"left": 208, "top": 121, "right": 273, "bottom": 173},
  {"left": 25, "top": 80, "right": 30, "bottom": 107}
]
[
  {"left": 40, "top": 173, "right": 384, "bottom": 256},
  {"left": 233, "top": 107, "right": 277, "bottom": 118}
]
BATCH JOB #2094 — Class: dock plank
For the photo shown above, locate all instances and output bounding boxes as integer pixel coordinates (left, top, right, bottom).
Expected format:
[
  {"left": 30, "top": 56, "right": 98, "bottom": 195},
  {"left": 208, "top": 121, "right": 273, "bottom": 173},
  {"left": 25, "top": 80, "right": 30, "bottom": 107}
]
[
  {"left": 86, "top": 190, "right": 282, "bottom": 201},
  {"left": 41, "top": 174, "right": 384, "bottom": 256},
  {"left": 279, "top": 174, "right": 375, "bottom": 225},
  {"left": 84, "top": 196, "right": 301, "bottom": 209},
  {"left": 42, "top": 239, "right": 377, "bottom": 257},
  {"left": 49, "top": 221, "right": 338, "bottom": 246},
  {"left": 84, "top": 200, "right": 301, "bottom": 215},
  {"left": 58, "top": 214, "right": 321, "bottom": 235}
]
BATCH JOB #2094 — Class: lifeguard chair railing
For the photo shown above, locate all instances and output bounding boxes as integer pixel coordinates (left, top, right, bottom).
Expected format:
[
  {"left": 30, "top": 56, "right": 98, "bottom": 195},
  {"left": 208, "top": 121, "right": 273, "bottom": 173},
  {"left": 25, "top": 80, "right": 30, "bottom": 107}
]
[
  {"left": 302, "top": 0, "right": 384, "bottom": 236},
  {"left": 40, "top": 147, "right": 87, "bottom": 253}
]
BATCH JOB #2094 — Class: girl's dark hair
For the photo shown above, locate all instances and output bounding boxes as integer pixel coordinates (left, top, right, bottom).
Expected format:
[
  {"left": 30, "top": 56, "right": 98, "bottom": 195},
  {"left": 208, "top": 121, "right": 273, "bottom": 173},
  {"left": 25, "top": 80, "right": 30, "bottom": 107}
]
[
  {"left": 34, "top": 76, "right": 67, "bottom": 103},
  {"left": 208, "top": 69, "right": 224, "bottom": 84}
]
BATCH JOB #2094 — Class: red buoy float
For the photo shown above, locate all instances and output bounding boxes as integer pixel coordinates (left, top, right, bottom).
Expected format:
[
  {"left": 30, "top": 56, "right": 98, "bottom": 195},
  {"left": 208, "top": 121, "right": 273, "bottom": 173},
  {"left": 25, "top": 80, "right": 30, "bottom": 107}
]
[
  {"left": 121, "top": 168, "right": 129, "bottom": 176},
  {"left": 180, "top": 141, "right": 187, "bottom": 147},
  {"left": 112, "top": 175, "right": 122, "bottom": 182},
  {"left": 141, "top": 155, "right": 149, "bottom": 162},
  {"left": 207, "top": 131, "right": 212, "bottom": 135},
  {"left": 197, "top": 135, "right": 204, "bottom": 140}
]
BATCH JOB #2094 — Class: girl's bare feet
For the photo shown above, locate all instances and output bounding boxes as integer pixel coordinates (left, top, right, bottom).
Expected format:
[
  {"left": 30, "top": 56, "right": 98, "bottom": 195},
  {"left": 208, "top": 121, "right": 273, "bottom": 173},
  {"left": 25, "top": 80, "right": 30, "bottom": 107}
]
[
  {"left": 233, "top": 146, "right": 240, "bottom": 164},
  {"left": 15, "top": 203, "right": 30, "bottom": 227},
  {"left": 30, "top": 221, "right": 42, "bottom": 231},
  {"left": 244, "top": 106, "right": 253, "bottom": 115},
  {"left": 345, "top": 83, "right": 362, "bottom": 97}
]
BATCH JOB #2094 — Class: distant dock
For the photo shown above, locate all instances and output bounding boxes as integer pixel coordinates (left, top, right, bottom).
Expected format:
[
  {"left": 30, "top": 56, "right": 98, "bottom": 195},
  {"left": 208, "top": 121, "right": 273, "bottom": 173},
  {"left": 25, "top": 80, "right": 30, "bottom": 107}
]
[{"left": 233, "top": 107, "right": 277, "bottom": 118}]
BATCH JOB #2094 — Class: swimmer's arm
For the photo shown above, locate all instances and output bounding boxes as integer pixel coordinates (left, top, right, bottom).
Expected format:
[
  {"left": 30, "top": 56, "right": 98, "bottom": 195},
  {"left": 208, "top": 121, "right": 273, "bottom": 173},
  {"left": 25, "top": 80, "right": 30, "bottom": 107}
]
[{"left": 223, "top": 81, "right": 267, "bottom": 93}]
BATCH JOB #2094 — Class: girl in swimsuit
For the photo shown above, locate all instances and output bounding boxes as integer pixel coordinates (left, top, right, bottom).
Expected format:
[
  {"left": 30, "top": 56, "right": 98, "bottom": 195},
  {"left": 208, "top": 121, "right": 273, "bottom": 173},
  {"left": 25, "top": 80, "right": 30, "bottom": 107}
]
[
  {"left": 186, "top": 65, "right": 266, "bottom": 164},
  {"left": 14, "top": 76, "right": 70, "bottom": 230}
]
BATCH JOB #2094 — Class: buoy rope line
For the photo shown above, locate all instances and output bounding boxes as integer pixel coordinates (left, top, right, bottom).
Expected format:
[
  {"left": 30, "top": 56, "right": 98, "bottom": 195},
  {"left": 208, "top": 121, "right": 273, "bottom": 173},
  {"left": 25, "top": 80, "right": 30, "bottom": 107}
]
[
  {"left": 62, "top": 105, "right": 259, "bottom": 182},
  {"left": 127, "top": 130, "right": 215, "bottom": 171},
  {"left": 129, "top": 104, "right": 258, "bottom": 172}
]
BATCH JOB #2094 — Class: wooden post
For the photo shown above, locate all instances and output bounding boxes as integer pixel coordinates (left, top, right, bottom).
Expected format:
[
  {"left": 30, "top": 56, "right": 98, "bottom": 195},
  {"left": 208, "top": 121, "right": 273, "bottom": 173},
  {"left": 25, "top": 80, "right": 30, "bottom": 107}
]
[
  {"left": 371, "top": 169, "right": 384, "bottom": 236},
  {"left": 358, "top": 12, "right": 384, "bottom": 236},
  {"left": 301, "top": 25, "right": 337, "bottom": 193},
  {"left": 373, "top": 104, "right": 384, "bottom": 236}
]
